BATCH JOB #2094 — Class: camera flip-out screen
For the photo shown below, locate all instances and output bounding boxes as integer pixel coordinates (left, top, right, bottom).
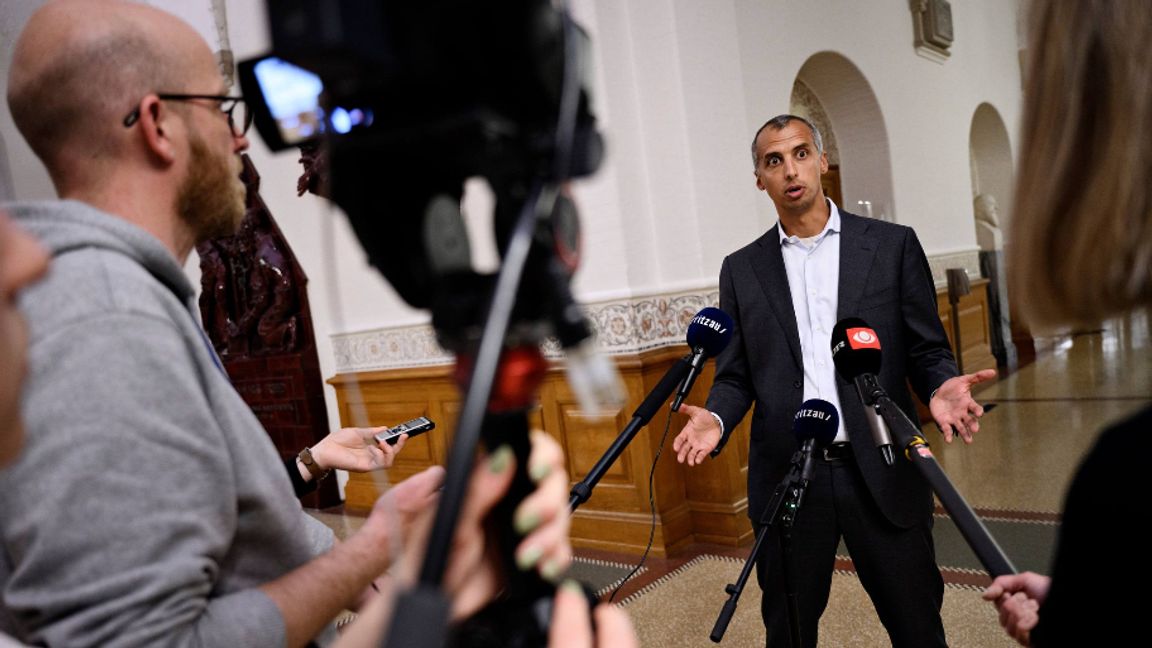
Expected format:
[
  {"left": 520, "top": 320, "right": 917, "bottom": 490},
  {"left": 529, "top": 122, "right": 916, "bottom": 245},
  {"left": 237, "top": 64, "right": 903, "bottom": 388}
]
[{"left": 238, "top": 55, "right": 374, "bottom": 150}]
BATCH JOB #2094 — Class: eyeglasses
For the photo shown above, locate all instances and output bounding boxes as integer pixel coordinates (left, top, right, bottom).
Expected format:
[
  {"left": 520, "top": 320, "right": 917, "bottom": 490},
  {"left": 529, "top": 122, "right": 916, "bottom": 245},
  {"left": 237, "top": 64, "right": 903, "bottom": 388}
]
[{"left": 122, "top": 93, "right": 252, "bottom": 138}]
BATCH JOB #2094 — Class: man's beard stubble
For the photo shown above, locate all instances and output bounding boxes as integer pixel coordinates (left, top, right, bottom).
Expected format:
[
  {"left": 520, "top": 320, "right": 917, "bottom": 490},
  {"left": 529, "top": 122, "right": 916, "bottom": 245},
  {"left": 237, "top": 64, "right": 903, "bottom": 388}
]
[{"left": 176, "top": 134, "right": 246, "bottom": 243}]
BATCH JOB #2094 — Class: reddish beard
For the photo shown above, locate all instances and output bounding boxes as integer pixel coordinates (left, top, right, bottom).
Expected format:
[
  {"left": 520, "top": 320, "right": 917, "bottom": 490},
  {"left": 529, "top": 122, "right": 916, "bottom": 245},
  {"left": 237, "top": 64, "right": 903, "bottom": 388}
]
[{"left": 176, "top": 133, "right": 246, "bottom": 243}]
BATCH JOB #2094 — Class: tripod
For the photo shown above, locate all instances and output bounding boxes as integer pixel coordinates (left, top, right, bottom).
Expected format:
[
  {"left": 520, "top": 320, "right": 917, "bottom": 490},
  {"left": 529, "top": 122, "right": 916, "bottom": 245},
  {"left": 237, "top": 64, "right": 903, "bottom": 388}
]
[{"left": 710, "top": 445, "right": 815, "bottom": 647}]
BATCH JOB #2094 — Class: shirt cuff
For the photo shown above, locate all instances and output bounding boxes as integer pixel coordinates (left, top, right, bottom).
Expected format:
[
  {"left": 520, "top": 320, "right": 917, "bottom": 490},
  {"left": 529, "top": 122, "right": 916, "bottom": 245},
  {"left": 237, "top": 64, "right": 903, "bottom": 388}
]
[
  {"left": 709, "top": 411, "right": 725, "bottom": 435},
  {"left": 708, "top": 410, "right": 727, "bottom": 458}
]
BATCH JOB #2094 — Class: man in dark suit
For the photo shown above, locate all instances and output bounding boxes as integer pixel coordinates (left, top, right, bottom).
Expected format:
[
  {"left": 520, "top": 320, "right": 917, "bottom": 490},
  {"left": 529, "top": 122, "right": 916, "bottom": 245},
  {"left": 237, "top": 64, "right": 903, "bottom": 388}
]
[{"left": 674, "top": 115, "right": 995, "bottom": 647}]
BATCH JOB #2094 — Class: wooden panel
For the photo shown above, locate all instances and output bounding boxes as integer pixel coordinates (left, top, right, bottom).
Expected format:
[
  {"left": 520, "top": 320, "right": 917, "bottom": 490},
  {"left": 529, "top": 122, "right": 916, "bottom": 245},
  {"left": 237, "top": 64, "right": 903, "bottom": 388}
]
[
  {"left": 331, "top": 368, "right": 458, "bottom": 510},
  {"left": 822, "top": 165, "right": 843, "bottom": 207},
  {"left": 914, "top": 279, "right": 997, "bottom": 422},
  {"left": 936, "top": 278, "right": 997, "bottom": 374},
  {"left": 674, "top": 361, "right": 753, "bottom": 548},
  {"left": 328, "top": 347, "right": 754, "bottom": 557},
  {"left": 328, "top": 290, "right": 994, "bottom": 554}
]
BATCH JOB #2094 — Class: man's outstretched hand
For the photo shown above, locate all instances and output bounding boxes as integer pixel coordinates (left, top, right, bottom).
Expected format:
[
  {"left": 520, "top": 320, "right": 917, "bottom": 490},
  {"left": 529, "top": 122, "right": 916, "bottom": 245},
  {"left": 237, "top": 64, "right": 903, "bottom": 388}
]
[
  {"left": 930, "top": 369, "right": 997, "bottom": 443},
  {"left": 673, "top": 404, "right": 722, "bottom": 466}
]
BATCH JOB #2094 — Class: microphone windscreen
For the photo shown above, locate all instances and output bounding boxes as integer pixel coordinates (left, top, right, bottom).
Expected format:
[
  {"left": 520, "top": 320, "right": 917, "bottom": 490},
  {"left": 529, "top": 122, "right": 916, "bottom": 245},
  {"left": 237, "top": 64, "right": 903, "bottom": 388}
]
[
  {"left": 830, "top": 317, "right": 882, "bottom": 380},
  {"left": 793, "top": 399, "right": 839, "bottom": 446},
  {"left": 686, "top": 307, "right": 734, "bottom": 357}
]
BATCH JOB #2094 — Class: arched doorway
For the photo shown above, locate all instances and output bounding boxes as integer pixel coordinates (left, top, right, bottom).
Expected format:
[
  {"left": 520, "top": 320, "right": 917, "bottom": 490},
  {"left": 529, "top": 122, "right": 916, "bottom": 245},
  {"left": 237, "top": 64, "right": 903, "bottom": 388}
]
[
  {"left": 969, "top": 103, "right": 1014, "bottom": 229},
  {"left": 969, "top": 103, "right": 1027, "bottom": 367},
  {"left": 792, "top": 52, "right": 896, "bottom": 221}
]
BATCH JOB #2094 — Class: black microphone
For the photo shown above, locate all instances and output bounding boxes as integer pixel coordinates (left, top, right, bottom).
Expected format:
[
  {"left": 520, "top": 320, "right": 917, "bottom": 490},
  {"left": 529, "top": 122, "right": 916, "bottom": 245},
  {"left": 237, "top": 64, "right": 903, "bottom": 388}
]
[
  {"left": 828, "top": 322, "right": 1017, "bottom": 577},
  {"left": 670, "top": 307, "right": 734, "bottom": 412},
  {"left": 830, "top": 318, "right": 895, "bottom": 466},
  {"left": 793, "top": 399, "right": 839, "bottom": 486}
]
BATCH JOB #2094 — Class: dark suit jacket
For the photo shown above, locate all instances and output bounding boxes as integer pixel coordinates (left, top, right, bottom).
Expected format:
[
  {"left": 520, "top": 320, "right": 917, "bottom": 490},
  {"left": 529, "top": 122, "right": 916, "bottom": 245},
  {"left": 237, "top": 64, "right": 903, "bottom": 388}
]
[{"left": 706, "top": 211, "right": 957, "bottom": 529}]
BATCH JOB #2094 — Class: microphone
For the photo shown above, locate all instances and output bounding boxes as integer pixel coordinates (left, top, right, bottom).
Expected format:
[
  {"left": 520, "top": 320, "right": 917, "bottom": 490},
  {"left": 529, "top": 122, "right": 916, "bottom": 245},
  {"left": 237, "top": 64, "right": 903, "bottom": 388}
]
[
  {"left": 670, "top": 307, "right": 734, "bottom": 412},
  {"left": 830, "top": 318, "right": 895, "bottom": 466},
  {"left": 829, "top": 323, "right": 1018, "bottom": 578},
  {"left": 793, "top": 399, "right": 839, "bottom": 486},
  {"left": 709, "top": 399, "right": 838, "bottom": 644}
]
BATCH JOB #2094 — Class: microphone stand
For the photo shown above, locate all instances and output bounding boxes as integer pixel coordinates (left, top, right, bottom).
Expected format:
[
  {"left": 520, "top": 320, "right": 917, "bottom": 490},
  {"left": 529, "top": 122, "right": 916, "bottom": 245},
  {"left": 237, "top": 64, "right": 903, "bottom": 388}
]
[
  {"left": 855, "top": 374, "right": 1017, "bottom": 577},
  {"left": 854, "top": 379, "right": 895, "bottom": 466},
  {"left": 710, "top": 448, "right": 810, "bottom": 647},
  {"left": 569, "top": 355, "right": 692, "bottom": 511}
]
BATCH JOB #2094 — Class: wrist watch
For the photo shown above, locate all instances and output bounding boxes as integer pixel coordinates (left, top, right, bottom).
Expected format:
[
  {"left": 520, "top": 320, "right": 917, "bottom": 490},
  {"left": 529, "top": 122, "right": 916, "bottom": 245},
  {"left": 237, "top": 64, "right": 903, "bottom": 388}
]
[{"left": 297, "top": 447, "right": 331, "bottom": 482}]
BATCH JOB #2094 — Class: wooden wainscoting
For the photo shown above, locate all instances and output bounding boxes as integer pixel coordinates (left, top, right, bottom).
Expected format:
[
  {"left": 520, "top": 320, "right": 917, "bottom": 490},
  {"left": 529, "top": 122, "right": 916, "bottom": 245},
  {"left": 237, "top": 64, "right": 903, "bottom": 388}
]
[
  {"left": 936, "top": 278, "right": 997, "bottom": 374},
  {"left": 328, "top": 347, "right": 754, "bottom": 558},
  {"left": 912, "top": 279, "right": 997, "bottom": 422}
]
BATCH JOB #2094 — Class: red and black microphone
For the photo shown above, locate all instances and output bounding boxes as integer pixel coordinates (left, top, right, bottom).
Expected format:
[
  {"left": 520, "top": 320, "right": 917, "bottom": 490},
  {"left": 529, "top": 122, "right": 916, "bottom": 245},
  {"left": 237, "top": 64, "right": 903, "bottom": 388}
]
[
  {"left": 829, "top": 318, "right": 1016, "bottom": 577},
  {"left": 830, "top": 318, "right": 895, "bottom": 465}
]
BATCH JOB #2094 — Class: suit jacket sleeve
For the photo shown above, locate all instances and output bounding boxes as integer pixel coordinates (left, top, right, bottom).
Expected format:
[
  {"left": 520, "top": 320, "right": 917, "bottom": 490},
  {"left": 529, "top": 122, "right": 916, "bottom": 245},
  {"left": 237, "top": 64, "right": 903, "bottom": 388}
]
[
  {"left": 706, "top": 255, "right": 755, "bottom": 454},
  {"left": 898, "top": 227, "right": 958, "bottom": 403}
]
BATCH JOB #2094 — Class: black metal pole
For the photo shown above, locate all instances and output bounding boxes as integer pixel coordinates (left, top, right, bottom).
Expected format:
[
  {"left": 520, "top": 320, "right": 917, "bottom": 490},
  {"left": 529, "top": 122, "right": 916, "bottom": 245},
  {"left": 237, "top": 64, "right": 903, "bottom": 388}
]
[
  {"left": 710, "top": 452, "right": 808, "bottom": 644},
  {"left": 950, "top": 301, "right": 965, "bottom": 374},
  {"left": 382, "top": 187, "right": 553, "bottom": 648},
  {"left": 780, "top": 520, "right": 802, "bottom": 648},
  {"left": 857, "top": 375, "right": 1016, "bottom": 577},
  {"left": 418, "top": 185, "right": 552, "bottom": 585},
  {"left": 569, "top": 356, "right": 692, "bottom": 511}
]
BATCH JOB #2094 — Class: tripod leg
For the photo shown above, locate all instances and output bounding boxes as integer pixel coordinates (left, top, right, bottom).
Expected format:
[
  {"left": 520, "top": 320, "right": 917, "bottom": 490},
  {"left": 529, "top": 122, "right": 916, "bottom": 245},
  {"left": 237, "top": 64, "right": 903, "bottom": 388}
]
[
  {"left": 755, "top": 474, "right": 840, "bottom": 648},
  {"left": 780, "top": 523, "right": 803, "bottom": 648}
]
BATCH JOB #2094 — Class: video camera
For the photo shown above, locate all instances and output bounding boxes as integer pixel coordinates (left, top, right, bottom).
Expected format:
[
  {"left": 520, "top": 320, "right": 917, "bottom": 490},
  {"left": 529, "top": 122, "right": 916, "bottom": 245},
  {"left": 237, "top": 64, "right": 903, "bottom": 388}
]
[
  {"left": 238, "top": 2, "right": 613, "bottom": 646},
  {"left": 238, "top": 0, "right": 603, "bottom": 322}
]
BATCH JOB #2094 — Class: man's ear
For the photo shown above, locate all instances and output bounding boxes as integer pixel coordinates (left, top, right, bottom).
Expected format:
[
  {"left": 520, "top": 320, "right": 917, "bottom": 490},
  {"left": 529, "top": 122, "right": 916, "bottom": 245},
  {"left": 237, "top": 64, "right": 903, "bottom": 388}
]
[
  {"left": 755, "top": 171, "right": 765, "bottom": 191},
  {"left": 136, "top": 96, "right": 177, "bottom": 165},
  {"left": 818, "top": 152, "right": 829, "bottom": 175}
]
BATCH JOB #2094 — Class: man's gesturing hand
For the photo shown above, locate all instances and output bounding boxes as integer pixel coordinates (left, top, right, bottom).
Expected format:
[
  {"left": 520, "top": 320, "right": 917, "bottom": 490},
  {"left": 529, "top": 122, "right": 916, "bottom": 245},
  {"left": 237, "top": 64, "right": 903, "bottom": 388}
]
[
  {"left": 673, "top": 404, "right": 722, "bottom": 466},
  {"left": 930, "top": 369, "right": 997, "bottom": 443}
]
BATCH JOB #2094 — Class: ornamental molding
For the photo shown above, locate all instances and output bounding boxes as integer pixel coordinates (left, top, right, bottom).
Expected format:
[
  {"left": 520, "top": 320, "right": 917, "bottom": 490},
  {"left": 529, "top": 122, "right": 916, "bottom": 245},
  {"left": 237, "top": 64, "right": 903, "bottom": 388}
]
[
  {"left": 331, "top": 249, "right": 979, "bottom": 373},
  {"left": 331, "top": 288, "right": 719, "bottom": 373}
]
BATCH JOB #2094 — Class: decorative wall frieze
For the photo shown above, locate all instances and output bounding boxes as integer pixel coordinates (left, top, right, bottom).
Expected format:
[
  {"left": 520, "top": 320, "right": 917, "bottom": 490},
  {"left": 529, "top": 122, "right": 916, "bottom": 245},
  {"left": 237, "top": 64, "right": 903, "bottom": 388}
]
[
  {"left": 927, "top": 249, "right": 982, "bottom": 287},
  {"left": 331, "top": 249, "right": 979, "bottom": 373},
  {"left": 332, "top": 323, "right": 454, "bottom": 373},
  {"left": 330, "top": 288, "right": 719, "bottom": 373}
]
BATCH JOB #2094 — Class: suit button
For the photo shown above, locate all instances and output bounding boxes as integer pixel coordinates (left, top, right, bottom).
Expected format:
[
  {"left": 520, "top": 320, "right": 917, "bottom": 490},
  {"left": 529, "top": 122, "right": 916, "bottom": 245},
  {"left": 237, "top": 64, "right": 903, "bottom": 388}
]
[{"left": 793, "top": 380, "right": 802, "bottom": 389}]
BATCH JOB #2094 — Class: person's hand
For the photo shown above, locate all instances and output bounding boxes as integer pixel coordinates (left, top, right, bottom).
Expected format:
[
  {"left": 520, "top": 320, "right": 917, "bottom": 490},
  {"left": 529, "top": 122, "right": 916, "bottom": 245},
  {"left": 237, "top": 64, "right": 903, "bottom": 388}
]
[
  {"left": 929, "top": 369, "right": 996, "bottom": 443},
  {"left": 548, "top": 580, "right": 638, "bottom": 648},
  {"left": 310, "top": 426, "right": 406, "bottom": 475},
  {"left": 673, "top": 404, "right": 722, "bottom": 466},
  {"left": 326, "top": 466, "right": 449, "bottom": 646},
  {"left": 398, "top": 430, "right": 572, "bottom": 619},
  {"left": 360, "top": 464, "right": 447, "bottom": 563},
  {"left": 982, "top": 572, "right": 1051, "bottom": 646}
]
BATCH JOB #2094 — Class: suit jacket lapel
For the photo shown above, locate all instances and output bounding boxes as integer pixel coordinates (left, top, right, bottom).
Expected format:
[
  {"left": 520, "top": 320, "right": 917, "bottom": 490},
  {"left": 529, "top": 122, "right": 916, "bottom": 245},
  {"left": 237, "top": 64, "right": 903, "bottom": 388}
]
[
  {"left": 750, "top": 225, "right": 803, "bottom": 368},
  {"left": 837, "top": 211, "right": 880, "bottom": 319}
]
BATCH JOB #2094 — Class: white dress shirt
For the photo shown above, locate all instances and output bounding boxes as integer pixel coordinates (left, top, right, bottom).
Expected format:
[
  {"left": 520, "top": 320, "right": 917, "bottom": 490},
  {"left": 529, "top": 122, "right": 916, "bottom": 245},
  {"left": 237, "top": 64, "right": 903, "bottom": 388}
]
[{"left": 778, "top": 200, "right": 848, "bottom": 442}]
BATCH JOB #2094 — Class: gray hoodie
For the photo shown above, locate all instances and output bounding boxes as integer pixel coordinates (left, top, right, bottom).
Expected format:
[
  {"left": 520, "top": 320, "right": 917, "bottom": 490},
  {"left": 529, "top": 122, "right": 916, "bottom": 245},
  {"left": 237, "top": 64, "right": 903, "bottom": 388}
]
[{"left": 0, "top": 200, "right": 335, "bottom": 647}]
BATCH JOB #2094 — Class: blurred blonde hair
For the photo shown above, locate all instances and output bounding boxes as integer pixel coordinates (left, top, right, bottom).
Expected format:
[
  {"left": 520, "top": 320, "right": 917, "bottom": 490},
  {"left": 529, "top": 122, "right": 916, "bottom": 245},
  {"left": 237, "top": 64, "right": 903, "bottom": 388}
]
[{"left": 1009, "top": 0, "right": 1152, "bottom": 327}]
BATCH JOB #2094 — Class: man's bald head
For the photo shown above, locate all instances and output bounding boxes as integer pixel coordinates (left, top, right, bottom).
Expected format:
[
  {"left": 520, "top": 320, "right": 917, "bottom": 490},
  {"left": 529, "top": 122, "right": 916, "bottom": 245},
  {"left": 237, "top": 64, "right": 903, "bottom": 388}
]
[{"left": 8, "top": 0, "right": 211, "bottom": 186}]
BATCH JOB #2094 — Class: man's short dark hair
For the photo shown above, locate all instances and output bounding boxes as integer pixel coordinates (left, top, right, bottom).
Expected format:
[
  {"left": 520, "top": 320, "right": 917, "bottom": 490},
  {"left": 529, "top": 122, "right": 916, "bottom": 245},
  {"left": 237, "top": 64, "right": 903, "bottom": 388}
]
[{"left": 750, "top": 114, "right": 824, "bottom": 167}]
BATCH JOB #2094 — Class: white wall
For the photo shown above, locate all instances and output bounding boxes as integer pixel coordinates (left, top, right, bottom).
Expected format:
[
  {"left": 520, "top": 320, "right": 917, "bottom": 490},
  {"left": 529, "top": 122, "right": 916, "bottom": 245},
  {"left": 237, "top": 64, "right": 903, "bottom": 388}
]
[
  {"left": 571, "top": 0, "right": 1022, "bottom": 295},
  {"left": 0, "top": 0, "right": 55, "bottom": 201},
  {"left": 730, "top": 0, "right": 1022, "bottom": 253},
  {"left": 1, "top": 0, "right": 1024, "bottom": 415}
]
